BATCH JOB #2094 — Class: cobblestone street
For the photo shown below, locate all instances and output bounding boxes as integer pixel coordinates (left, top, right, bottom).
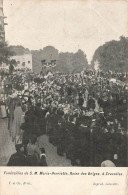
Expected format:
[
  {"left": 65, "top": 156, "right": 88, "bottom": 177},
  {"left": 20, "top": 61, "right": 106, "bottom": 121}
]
[
  {"left": 0, "top": 117, "right": 71, "bottom": 166},
  {"left": 0, "top": 118, "right": 15, "bottom": 166}
]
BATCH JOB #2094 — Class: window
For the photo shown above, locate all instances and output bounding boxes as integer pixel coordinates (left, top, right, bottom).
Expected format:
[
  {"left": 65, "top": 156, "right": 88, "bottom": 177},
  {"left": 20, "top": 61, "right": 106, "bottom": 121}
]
[
  {"left": 22, "top": 62, "right": 25, "bottom": 66},
  {"left": 17, "top": 61, "right": 20, "bottom": 64},
  {"left": 28, "top": 61, "right": 30, "bottom": 64}
]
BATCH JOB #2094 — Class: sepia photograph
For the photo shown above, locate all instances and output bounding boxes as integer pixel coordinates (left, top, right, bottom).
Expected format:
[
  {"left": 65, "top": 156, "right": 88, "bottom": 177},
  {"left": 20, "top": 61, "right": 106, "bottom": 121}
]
[{"left": 0, "top": 0, "right": 128, "bottom": 167}]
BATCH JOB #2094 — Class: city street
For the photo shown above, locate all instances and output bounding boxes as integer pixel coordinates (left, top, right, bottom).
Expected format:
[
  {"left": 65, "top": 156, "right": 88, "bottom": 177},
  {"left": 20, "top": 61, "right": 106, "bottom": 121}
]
[
  {"left": 0, "top": 118, "right": 15, "bottom": 165},
  {"left": 0, "top": 117, "right": 71, "bottom": 166}
]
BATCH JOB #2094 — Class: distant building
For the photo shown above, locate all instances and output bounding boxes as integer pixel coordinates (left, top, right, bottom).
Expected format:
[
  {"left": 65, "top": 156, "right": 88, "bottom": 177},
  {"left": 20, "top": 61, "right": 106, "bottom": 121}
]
[{"left": 10, "top": 54, "right": 33, "bottom": 70}]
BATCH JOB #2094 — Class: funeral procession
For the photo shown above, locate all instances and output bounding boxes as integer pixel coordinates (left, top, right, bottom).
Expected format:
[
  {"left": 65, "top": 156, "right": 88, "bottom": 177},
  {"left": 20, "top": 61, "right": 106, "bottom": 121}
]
[{"left": 0, "top": 0, "right": 127, "bottom": 167}]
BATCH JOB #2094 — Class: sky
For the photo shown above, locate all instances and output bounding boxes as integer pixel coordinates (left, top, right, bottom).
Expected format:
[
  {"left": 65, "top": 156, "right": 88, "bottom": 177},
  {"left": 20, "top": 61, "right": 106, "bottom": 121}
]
[{"left": 3, "top": 0, "right": 128, "bottom": 63}]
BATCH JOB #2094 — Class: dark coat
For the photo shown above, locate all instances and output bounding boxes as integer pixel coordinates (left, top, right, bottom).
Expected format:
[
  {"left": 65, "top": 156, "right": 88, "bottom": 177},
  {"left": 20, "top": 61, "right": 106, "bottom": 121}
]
[
  {"left": 7, "top": 152, "right": 28, "bottom": 166},
  {"left": 39, "top": 154, "right": 47, "bottom": 166}
]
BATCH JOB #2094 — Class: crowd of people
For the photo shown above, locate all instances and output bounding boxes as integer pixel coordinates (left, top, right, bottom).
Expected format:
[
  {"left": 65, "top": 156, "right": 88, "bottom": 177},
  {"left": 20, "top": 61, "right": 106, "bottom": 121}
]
[{"left": 0, "top": 67, "right": 127, "bottom": 167}]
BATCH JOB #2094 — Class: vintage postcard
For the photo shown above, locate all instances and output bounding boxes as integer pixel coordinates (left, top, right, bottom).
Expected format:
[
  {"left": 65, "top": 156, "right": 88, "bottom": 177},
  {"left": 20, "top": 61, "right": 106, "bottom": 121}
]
[{"left": 0, "top": 0, "right": 127, "bottom": 194}]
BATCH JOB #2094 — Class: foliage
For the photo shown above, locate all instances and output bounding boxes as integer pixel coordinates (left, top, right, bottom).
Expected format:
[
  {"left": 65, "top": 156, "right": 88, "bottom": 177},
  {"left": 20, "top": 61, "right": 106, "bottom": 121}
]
[
  {"left": 56, "top": 52, "right": 73, "bottom": 73},
  {"left": 56, "top": 50, "right": 88, "bottom": 73},
  {"left": 72, "top": 49, "right": 88, "bottom": 73},
  {"left": 91, "top": 36, "right": 128, "bottom": 72},
  {"left": 8, "top": 45, "right": 30, "bottom": 55},
  {"left": 32, "top": 46, "right": 88, "bottom": 73},
  {"left": 0, "top": 41, "right": 14, "bottom": 65},
  {"left": 9, "top": 45, "right": 89, "bottom": 73},
  {"left": 31, "top": 46, "right": 59, "bottom": 73}
]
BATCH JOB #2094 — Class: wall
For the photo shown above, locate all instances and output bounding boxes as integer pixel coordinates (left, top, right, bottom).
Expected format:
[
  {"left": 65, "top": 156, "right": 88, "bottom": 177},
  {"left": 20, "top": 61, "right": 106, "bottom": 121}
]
[{"left": 10, "top": 54, "right": 33, "bottom": 70}]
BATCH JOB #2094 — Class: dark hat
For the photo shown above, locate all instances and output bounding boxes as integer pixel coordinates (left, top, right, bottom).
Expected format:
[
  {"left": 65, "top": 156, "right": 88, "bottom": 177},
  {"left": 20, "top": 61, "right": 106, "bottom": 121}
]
[
  {"left": 40, "top": 147, "right": 45, "bottom": 153},
  {"left": 15, "top": 144, "right": 23, "bottom": 151}
]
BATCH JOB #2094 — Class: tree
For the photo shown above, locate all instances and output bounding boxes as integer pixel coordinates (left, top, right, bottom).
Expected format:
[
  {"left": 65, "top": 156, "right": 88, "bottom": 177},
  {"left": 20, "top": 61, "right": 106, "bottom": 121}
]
[
  {"left": 91, "top": 36, "right": 128, "bottom": 72},
  {"left": 40, "top": 46, "right": 59, "bottom": 62},
  {"left": 0, "top": 41, "right": 14, "bottom": 65},
  {"left": 72, "top": 49, "right": 88, "bottom": 73},
  {"left": 9, "top": 45, "right": 89, "bottom": 73},
  {"left": 56, "top": 50, "right": 88, "bottom": 73},
  {"left": 8, "top": 45, "right": 30, "bottom": 55},
  {"left": 56, "top": 52, "right": 74, "bottom": 73},
  {"left": 32, "top": 46, "right": 59, "bottom": 73}
]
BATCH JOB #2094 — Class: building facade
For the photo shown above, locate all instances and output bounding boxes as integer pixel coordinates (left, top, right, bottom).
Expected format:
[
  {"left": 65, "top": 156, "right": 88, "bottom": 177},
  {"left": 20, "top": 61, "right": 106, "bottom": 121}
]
[{"left": 10, "top": 54, "right": 33, "bottom": 70}]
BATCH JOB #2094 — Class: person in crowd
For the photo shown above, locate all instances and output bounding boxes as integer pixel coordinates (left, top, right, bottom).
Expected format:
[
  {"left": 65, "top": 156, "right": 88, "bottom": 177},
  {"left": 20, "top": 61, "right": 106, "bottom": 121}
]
[
  {"left": 1, "top": 68, "right": 127, "bottom": 167},
  {"left": 39, "top": 147, "right": 47, "bottom": 166},
  {"left": 26, "top": 135, "right": 41, "bottom": 166},
  {"left": 101, "top": 153, "right": 116, "bottom": 167},
  {"left": 7, "top": 144, "right": 28, "bottom": 166},
  {"left": 11, "top": 101, "right": 23, "bottom": 144},
  {"left": 101, "top": 160, "right": 116, "bottom": 167}
]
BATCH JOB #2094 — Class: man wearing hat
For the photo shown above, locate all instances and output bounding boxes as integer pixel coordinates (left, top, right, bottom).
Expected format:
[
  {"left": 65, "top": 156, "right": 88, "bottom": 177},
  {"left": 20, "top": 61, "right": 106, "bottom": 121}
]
[{"left": 7, "top": 144, "right": 28, "bottom": 166}]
